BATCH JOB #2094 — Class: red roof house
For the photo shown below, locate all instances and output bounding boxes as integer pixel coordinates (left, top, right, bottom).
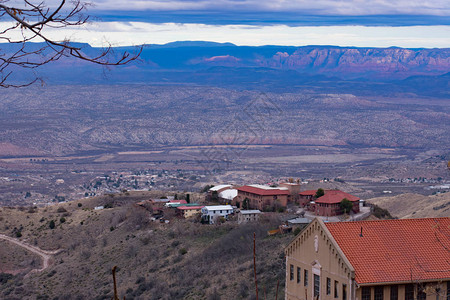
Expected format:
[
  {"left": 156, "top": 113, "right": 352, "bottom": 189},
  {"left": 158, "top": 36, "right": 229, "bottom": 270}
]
[
  {"left": 285, "top": 217, "right": 450, "bottom": 300},
  {"left": 235, "top": 184, "right": 290, "bottom": 210}
]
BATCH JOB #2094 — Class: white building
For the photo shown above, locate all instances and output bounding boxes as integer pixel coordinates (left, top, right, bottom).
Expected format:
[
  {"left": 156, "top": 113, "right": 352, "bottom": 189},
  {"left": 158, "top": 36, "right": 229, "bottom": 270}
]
[
  {"left": 201, "top": 205, "right": 234, "bottom": 224},
  {"left": 218, "top": 189, "right": 238, "bottom": 204},
  {"left": 237, "top": 210, "right": 261, "bottom": 224}
]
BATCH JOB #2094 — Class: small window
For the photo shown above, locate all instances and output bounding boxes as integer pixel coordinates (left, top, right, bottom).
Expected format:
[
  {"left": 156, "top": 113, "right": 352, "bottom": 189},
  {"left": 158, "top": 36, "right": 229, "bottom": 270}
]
[
  {"left": 297, "top": 267, "right": 301, "bottom": 284},
  {"left": 405, "top": 284, "right": 414, "bottom": 300},
  {"left": 334, "top": 280, "right": 339, "bottom": 298},
  {"left": 327, "top": 277, "right": 331, "bottom": 295},
  {"left": 447, "top": 281, "right": 450, "bottom": 300},
  {"left": 304, "top": 270, "right": 309, "bottom": 286},
  {"left": 374, "top": 286, "right": 383, "bottom": 300},
  {"left": 290, "top": 264, "right": 294, "bottom": 281},
  {"left": 314, "top": 274, "right": 320, "bottom": 298},
  {"left": 390, "top": 286, "right": 398, "bottom": 300},
  {"left": 447, "top": 282, "right": 450, "bottom": 300},
  {"left": 343, "top": 284, "right": 347, "bottom": 300},
  {"left": 362, "top": 287, "right": 371, "bottom": 300}
]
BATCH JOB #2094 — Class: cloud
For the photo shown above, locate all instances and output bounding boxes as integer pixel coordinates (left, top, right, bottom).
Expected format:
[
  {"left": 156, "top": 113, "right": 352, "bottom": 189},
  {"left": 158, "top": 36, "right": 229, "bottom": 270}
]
[
  {"left": 88, "top": 0, "right": 450, "bottom": 16},
  {"left": 12, "top": 21, "right": 448, "bottom": 48}
]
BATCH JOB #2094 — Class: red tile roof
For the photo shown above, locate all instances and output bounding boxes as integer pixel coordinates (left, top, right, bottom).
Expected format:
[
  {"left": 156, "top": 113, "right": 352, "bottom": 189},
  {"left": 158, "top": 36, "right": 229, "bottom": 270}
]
[
  {"left": 325, "top": 218, "right": 450, "bottom": 285},
  {"left": 237, "top": 185, "right": 290, "bottom": 196},
  {"left": 299, "top": 190, "right": 317, "bottom": 196},
  {"left": 176, "top": 206, "right": 204, "bottom": 210},
  {"left": 315, "top": 190, "right": 359, "bottom": 204}
]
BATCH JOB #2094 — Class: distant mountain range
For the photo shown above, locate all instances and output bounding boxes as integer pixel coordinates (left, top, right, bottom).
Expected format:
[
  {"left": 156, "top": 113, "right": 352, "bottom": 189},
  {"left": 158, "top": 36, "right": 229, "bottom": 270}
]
[{"left": 1, "top": 42, "right": 449, "bottom": 96}]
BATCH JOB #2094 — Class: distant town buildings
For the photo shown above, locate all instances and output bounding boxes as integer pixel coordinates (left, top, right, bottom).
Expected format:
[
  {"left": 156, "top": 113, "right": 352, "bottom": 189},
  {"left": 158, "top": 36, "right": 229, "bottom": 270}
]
[{"left": 285, "top": 217, "right": 450, "bottom": 300}]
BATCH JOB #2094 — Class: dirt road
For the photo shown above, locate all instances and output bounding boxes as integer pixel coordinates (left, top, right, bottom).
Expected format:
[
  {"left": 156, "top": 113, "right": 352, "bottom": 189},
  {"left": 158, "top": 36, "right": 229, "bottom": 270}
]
[{"left": 0, "top": 234, "right": 60, "bottom": 273}]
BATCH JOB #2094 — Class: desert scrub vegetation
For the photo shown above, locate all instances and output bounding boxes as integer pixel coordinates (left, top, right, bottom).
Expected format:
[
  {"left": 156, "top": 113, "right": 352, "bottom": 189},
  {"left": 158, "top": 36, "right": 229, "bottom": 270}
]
[{"left": 0, "top": 198, "right": 290, "bottom": 299}]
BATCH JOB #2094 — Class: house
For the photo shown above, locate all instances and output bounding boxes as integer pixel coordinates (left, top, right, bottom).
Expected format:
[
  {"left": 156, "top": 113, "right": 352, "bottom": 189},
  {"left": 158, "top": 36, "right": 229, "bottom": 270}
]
[
  {"left": 298, "top": 190, "right": 317, "bottom": 206},
  {"left": 235, "top": 185, "right": 290, "bottom": 210},
  {"left": 207, "top": 184, "right": 233, "bottom": 201},
  {"left": 176, "top": 205, "right": 204, "bottom": 218},
  {"left": 299, "top": 189, "right": 360, "bottom": 216},
  {"left": 165, "top": 200, "right": 187, "bottom": 208},
  {"left": 310, "top": 190, "right": 360, "bottom": 216},
  {"left": 218, "top": 189, "right": 238, "bottom": 204},
  {"left": 287, "top": 217, "right": 311, "bottom": 229},
  {"left": 201, "top": 205, "right": 233, "bottom": 224},
  {"left": 285, "top": 217, "right": 450, "bottom": 300},
  {"left": 237, "top": 210, "right": 261, "bottom": 224}
]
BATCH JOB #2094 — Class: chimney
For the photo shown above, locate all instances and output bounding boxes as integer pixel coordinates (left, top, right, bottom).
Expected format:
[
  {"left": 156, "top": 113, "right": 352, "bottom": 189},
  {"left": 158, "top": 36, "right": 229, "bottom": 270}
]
[{"left": 359, "top": 227, "right": 363, "bottom": 237}]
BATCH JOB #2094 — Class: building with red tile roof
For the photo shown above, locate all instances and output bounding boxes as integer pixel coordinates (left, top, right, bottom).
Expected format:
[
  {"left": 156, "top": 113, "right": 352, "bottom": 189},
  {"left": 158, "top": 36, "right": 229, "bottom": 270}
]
[
  {"left": 298, "top": 189, "right": 360, "bottom": 216},
  {"left": 235, "top": 184, "right": 290, "bottom": 210},
  {"left": 285, "top": 217, "right": 450, "bottom": 300}
]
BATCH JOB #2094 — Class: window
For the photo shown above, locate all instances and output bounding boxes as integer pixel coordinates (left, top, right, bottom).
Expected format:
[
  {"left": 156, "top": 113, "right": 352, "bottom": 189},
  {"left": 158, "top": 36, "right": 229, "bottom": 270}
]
[
  {"left": 327, "top": 278, "right": 331, "bottom": 295},
  {"left": 405, "top": 284, "right": 414, "bottom": 300},
  {"left": 297, "top": 267, "right": 301, "bottom": 284},
  {"left": 390, "top": 285, "right": 398, "bottom": 300},
  {"left": 417, "top": 287, "right": 426, "bottom": 300},
  {"left": 335, "top": 281, "right": 339, "bottom": 298},
  {"left": 343, "top": 284, "right": 347, "bottom": 300},
  {"left": 374, "top": 286, "right": 383, "bottom": 300},
  {"left": 304, "top": 270, "right": 309, "bottom": 286},
  {"left": 362, "top": 287, "right": 371, "bottom": 300},
  {"left": 314, "top": 275, "right": 320, "bottom": 298},
  {"left": 447, "top": 281, "right": 450, "bottom": 300},
  {"left": 290, "top": 264, "right": 294, "bottom": 281}
]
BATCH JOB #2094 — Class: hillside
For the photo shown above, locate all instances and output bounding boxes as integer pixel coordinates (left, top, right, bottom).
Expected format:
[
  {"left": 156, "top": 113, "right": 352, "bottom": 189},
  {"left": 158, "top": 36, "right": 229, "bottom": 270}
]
[
  {"left": 0, "top": 192, "right": 291, "bottom": 300},
  {"left": 367, "top": 192, "right": 450, "bottom": 218}
]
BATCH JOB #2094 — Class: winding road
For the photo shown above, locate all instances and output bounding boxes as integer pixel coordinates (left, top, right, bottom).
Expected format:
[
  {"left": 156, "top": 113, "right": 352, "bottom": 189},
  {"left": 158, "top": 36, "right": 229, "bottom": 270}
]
[{"left": 0, "top": 233, "right": 61, "bottom": 273}]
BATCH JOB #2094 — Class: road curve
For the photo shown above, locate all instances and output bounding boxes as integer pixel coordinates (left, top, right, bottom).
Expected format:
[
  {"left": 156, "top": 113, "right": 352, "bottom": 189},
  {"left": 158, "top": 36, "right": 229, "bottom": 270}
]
[{"left": 0, "top": 233, "right": 61, "bottom": 273}]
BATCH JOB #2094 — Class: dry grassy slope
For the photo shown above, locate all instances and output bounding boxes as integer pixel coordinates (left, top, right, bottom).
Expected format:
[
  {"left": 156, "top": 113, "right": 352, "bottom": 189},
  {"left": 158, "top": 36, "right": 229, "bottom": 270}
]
[
  {"left": 367, "top": 192, "right": 450, "bottom": 219},
  {"left": 0, "top": 192, "right": 291, "bottom": 300}
]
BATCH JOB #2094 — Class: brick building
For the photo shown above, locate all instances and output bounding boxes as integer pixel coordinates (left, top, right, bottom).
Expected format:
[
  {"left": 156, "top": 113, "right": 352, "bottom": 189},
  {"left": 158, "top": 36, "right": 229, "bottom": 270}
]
[
  {"left": 299, "top": 190, "right": 360, "bottom": 216},
  {"left": 235, "top": 185, "right": 290, "bottom": 210}
]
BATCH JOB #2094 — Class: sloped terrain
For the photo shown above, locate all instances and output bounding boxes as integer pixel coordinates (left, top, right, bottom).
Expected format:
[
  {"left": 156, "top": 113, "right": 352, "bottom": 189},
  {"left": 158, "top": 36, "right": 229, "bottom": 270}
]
[
  {"left": 0, "top": 192, "right": 291, "bottom": 300},
  {"left": 367, "top": 192, "right": 450, "bottom": 219}
]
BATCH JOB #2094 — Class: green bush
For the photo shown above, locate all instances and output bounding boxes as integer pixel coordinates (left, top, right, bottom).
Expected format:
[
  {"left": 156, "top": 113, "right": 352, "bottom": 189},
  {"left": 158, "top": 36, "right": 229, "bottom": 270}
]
[
  {"left": 16, "top": 231, "right": 22, "bottom": 238},
  {"left": 179, "top": 248, "right": 187, "bottom": 255},
  {"left": 60, "top": 217, "right": 66, "bottom": 223},
  {"left": 372, "top": 204, "right": 393, "bottom": 219},
  {"left": 49, "top": 220, "right": 55, "bottom": 229}
]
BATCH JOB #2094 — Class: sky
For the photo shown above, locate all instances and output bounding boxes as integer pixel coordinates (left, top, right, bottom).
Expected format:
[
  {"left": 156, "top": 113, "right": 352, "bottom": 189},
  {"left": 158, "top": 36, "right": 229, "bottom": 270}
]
[{"left": 5, "top": 0, "right": 450, "bottom": 47}]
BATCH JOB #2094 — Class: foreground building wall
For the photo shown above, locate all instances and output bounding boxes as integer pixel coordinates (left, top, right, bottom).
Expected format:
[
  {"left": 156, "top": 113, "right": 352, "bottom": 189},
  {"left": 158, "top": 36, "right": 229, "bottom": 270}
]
[{"left": 285, "top": 219, "right": 355, "bottom": 300}]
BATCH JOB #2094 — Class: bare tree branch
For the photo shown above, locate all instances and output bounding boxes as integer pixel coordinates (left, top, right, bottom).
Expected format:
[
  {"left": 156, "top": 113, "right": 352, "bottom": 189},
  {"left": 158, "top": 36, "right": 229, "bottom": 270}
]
[{"left": 0, "top": 0, "right": 142, "bottom": 87}]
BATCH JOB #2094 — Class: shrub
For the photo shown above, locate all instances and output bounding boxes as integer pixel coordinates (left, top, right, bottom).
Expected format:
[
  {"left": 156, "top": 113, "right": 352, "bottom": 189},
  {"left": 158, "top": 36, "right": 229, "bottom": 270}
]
[
  {"left": 277, "top": 207, "right": 285, "bottom": 213},
  {"left": 372, "top": 204, "right": 393, "bottom": 219},
  {"left": 77, "top": 203, "right": 82, "bottom": 207},
  {"left": 56, "top": 207, "right": 67, "bottom": 213},
  {"left": 60, "top": 217, "right": 66, "bottom": 223},
  {"left": 15, "top": 231, "right": 22, "bottom": 238},
  {"left": 49, "top": 220, "right": 55, "bottom": 229},
  {"left": 179, "top": 248, "right": 188, "bottom": 255},
  {"left": 293, "top": 227, "right": 302, "bottom": 236},
  {"left": 315, "top": 188, "right": 325, "bottom": 198}
]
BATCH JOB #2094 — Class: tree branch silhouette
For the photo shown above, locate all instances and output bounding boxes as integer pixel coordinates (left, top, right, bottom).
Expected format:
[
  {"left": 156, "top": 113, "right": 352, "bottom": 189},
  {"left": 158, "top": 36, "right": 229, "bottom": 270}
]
[{"left": 0, "top": 0, "right": 142, "bottom": 87}]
